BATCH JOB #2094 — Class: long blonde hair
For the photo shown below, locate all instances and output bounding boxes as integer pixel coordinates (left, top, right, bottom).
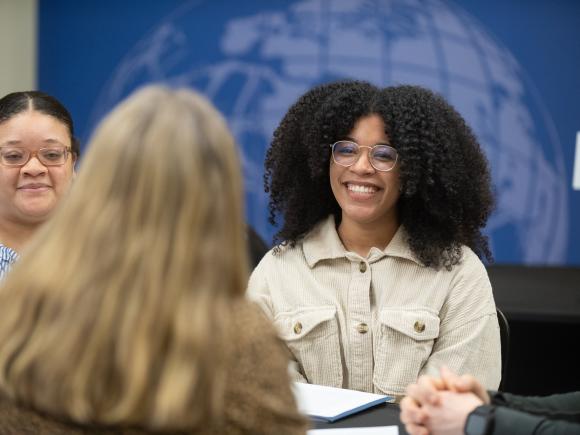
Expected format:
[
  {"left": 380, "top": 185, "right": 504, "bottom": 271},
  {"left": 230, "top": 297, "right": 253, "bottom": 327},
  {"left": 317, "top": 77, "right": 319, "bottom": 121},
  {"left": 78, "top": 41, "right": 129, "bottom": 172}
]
[{"left": 0, "top": 85, "right": 248, "bottom": 428}]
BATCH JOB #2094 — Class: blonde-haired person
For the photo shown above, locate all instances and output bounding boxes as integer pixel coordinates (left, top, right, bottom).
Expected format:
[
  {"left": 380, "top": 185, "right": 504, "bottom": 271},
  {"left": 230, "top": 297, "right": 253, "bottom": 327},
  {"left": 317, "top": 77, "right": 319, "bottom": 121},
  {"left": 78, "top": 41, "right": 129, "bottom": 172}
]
[{"left": 0, "top": 85, "right": 307, "bottom": 434}]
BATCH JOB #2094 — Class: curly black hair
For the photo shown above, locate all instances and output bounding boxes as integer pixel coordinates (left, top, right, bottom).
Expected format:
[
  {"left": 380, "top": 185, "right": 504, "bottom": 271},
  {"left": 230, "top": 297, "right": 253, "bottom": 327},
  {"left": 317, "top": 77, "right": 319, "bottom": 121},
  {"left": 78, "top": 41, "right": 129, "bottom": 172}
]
[{"left": 265, "top": 80, "right": 494, "bottom": 270}]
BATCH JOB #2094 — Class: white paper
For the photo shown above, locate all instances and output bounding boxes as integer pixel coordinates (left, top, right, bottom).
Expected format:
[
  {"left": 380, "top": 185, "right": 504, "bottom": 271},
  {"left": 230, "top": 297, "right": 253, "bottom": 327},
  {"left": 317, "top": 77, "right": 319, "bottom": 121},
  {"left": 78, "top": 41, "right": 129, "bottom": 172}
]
[
  {"left": 293, "top": 382, "right": 392, "bottom": 421},
  {"left": 308, "top": 426, "right": 398, "bottom": 434}
]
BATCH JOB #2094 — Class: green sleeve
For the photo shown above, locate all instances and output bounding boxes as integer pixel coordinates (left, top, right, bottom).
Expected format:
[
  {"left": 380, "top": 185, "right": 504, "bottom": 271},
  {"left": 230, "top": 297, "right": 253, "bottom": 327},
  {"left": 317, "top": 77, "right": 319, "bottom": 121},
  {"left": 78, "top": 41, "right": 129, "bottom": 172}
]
[
  {"left": 492, "top": 406, "right": 580, "bottom": 435},
  {"left": 489, "top": 391, "right": 580, "bottom": 435},
  {"left": 490, "top": 390, "right": 580, "bottom": 416}
]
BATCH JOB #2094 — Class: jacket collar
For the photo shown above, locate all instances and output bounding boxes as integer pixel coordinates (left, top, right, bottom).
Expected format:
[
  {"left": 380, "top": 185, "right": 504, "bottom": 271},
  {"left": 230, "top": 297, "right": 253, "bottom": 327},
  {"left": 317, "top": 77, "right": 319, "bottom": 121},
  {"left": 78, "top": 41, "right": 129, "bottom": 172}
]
[{"left": 302, "top": 215, "right": 423, "bottom": 267}]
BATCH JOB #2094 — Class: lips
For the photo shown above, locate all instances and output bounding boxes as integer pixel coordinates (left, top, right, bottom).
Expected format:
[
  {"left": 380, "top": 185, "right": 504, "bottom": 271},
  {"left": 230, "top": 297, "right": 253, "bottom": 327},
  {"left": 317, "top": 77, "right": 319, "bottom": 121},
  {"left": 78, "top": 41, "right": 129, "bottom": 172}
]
[{"left": 17, "top": 183, "right": 51, "bottom": 190}]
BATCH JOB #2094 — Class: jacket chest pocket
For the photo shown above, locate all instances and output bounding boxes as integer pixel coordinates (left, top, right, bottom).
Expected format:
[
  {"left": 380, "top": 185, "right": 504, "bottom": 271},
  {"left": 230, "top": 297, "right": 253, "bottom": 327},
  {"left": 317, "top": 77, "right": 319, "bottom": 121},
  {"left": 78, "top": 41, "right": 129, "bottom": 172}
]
[
  {"left": 373, "top": 308, "right": 440, "bottom": 395},
  {"left": 275, "top": 306, "right": 343, "bottom": 388}
]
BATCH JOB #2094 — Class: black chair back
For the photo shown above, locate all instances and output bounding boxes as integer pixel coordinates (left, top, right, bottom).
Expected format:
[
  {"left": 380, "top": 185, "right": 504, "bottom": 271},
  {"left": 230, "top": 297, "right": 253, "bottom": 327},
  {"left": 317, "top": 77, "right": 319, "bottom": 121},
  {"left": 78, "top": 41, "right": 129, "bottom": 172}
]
[
  {"left": 496, "top": 307, "right": 510, "bottom": 390},
  {"left": 247, "top": 225, "right": 269, "bottom": 269}
]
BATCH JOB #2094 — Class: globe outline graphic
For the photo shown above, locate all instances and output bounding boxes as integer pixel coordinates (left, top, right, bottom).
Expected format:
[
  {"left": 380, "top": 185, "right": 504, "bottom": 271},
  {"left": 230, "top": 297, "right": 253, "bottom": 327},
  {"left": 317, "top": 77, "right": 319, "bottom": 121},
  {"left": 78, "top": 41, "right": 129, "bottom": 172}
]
[{"left": 90, "top": 0, "right": 568, "bottom": 265}]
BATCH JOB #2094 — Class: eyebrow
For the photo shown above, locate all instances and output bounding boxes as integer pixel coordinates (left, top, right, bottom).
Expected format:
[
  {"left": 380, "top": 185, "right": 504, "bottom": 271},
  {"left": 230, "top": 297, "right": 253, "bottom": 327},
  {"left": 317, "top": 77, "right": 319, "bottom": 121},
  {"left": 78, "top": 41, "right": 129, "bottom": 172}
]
[
  {"left": 42, "top": 139, "right": 67, "bottom": 146},
  {"left": 0, "top": 138, "right": 67, "bottom": 147},
  {"left": 343, "top": 136, "right": 392, "bottom": 146}
]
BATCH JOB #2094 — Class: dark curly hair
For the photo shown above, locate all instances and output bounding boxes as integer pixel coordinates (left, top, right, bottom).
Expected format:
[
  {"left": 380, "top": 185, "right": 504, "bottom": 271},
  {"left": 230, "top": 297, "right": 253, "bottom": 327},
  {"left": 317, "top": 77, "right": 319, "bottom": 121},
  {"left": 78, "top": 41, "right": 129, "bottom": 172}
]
[{"left": 265, "top": 80, "right": 494, "bottom": 270}]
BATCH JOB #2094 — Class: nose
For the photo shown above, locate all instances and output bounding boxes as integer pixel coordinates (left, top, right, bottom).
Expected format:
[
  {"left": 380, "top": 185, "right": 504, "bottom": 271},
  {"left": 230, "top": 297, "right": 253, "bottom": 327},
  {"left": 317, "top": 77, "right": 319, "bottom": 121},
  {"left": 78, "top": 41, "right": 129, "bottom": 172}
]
[
  {"left": 349, "top": 148, "right": 375, "bottom": 174},
  {"left": 21, "top": 155, "right": 47, "bottom": 176}
]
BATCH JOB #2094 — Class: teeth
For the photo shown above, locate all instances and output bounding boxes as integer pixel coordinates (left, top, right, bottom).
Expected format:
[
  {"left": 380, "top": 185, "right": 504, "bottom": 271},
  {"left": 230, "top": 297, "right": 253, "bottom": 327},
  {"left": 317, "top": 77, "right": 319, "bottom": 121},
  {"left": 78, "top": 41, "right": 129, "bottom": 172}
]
[{"left": 347, "top": 184, "right": 377, "bottom": 193}]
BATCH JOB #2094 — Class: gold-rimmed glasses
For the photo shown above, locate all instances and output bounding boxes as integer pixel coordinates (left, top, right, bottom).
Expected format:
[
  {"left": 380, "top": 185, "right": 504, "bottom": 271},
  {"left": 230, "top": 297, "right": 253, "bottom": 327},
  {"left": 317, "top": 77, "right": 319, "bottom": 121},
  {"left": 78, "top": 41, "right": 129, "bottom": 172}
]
[{"left": 330, "top": 141, "right": 398, "bottom": 172}]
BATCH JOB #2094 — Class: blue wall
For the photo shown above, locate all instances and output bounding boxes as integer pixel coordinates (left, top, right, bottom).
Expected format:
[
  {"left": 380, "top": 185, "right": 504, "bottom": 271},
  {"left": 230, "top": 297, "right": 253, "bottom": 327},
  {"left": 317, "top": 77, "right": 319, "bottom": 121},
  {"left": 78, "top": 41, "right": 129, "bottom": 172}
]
[{"left": 38, "top": 0, "right": 580, "bottom": 266}]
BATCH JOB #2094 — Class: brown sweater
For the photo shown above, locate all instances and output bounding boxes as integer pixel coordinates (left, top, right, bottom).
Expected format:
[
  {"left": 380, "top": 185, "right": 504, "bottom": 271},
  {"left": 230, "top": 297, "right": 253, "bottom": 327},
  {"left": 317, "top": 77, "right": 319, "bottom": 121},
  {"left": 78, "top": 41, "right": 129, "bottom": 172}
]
[{"left": 0, "top": 301, "right": 309, "bottom": 435}]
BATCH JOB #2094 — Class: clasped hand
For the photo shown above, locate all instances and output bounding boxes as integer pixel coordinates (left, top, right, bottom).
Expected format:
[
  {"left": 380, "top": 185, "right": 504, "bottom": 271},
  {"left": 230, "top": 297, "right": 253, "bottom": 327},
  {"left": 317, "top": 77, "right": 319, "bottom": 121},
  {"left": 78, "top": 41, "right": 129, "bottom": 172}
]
[{"left": 399, "top": 367, "right": 491, "bottom": 435}]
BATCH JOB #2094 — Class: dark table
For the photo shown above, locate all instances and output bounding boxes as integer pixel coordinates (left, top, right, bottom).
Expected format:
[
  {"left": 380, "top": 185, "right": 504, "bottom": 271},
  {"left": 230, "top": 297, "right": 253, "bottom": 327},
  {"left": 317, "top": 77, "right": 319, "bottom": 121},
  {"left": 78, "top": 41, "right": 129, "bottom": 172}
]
[{"left": 312, "top": 402, "right": 408, "bottom": 433}]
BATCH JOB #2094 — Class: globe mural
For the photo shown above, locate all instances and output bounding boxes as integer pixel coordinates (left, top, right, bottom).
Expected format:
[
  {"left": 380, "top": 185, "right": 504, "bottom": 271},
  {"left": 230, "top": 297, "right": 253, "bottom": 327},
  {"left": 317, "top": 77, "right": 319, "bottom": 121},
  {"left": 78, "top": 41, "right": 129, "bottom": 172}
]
[{"left": 91, "top": 0, "right": 568, "bottom": 265}]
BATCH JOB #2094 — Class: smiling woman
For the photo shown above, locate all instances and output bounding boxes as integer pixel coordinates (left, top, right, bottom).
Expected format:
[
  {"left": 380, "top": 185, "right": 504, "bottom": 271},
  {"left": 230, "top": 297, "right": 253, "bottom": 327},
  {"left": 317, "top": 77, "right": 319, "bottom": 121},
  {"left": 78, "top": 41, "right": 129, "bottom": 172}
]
[
  {"left": 247, "top": 80, "right": 501, "bottom": 399},
  {"left": 0, "top": 91, "right": 79, "bottom": 279}
]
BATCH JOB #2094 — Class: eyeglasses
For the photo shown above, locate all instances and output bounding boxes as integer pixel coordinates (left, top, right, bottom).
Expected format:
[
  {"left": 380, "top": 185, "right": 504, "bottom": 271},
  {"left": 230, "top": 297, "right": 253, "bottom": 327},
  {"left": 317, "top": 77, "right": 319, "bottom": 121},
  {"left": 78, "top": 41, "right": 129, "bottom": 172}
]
[
  {"left": 330, "top": 141, "right": 398, "bottom": 172},
  {"left": 0, "top": 146, "right": 72, "bottom": 167}
]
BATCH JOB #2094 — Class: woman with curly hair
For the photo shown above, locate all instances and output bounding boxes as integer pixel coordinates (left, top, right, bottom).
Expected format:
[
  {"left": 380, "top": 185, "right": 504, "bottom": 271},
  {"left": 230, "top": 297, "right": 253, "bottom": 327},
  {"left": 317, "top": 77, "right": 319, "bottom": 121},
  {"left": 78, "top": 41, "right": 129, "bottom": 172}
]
[{"left": 248, "top": 81, "right": 501, "bottom": 400}]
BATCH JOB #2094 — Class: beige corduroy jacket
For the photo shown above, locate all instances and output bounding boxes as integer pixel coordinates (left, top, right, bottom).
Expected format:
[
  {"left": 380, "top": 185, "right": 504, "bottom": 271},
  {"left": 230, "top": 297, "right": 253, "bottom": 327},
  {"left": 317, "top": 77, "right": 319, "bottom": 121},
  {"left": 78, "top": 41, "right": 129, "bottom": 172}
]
[{"left": 248, "top": 215, "right": 501, "bottom": 398}]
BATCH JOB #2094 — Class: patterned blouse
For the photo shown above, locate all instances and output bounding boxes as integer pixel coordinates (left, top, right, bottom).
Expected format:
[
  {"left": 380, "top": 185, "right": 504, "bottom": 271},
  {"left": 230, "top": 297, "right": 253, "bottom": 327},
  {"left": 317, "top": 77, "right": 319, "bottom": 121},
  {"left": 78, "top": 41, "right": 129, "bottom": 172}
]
[{"left": 0, "top": 244, "right": 18, "bottom": 281}]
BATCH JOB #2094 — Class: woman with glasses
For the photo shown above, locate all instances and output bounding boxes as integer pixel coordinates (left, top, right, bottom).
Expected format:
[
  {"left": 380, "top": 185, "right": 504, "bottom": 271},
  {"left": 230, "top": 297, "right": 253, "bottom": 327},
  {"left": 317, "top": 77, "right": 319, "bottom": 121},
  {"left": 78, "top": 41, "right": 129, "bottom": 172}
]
[
  {"left": 0, "top": 85, "right": 306, "bottom": 433},
  {"left": 248, "top": 81, "right": 501, "bottom": 400},
  {"left": 0, "top": 91, "right": 79, "bottom": 280}
]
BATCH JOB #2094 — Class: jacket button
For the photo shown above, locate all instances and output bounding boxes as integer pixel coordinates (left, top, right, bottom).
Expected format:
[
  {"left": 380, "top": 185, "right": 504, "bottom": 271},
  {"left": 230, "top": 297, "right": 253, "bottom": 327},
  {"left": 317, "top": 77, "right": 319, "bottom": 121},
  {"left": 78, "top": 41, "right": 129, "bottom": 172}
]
[
  {"left": 293, "top": 322, "right": 303, "bottom": 334},
  {"left": 414, "top": 321, "right": 426, "bottom": 333},
  {"left": 359, "top": 262, "right": 367, "bottom": 273},
  {"left": 356, "top": 323, "right": 369, "bottom": 334}
]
